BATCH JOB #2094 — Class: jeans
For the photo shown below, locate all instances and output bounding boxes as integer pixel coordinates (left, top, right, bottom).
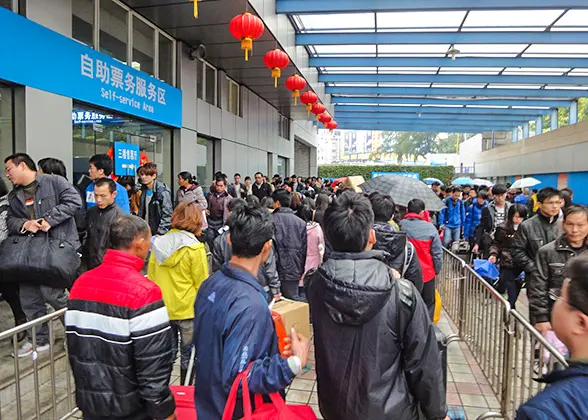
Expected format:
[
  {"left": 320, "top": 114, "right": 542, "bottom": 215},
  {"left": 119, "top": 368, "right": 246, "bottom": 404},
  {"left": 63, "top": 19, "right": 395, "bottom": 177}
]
[
  {"left": 281, "top": 281, "right": 306, "bottom": 302},
  {"left": 422, "top": 279, "right": 436, "bottom": 321},
  {"left": 19, "top": 284, "right": 68, "bottom": 346},
  {"left": 442, "top": 226, "right": 461, "bottom": 248},
  {"left": 498, "top": 267, "right": 523, "bottom": 310},
  {"left": 170, "top": 319, "right": 194, "bottom": 370}
]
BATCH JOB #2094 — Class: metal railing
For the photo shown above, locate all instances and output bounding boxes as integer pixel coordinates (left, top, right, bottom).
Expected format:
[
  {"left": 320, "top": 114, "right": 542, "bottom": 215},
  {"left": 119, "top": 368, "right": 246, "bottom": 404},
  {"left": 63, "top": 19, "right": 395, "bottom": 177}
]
[
  {"left": 438, "top": 248, "right": 568, "bottom": 420},
  {"left": 0, "top": 308, "right": 78, "bottom": 420}
]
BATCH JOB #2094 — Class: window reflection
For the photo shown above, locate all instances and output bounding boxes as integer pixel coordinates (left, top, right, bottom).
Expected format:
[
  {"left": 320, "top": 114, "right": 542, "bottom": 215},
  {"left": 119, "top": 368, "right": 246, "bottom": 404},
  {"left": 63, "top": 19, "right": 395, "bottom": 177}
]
[
  {"left": 100, "top": 0, "right": 128, "bottom": 64},
  {"left": 196, "top": 137, "right": 213, "bottom": 190},
  {"left": 73, "top": 0, "right": 94, "bottom": 47},
  {"left": 132, "top": 16, "right": 155, "bottom": 76}
]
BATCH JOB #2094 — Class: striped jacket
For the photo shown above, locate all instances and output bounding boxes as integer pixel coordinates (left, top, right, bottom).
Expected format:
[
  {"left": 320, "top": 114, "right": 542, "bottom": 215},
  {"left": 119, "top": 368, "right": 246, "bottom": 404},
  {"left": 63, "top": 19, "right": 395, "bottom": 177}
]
[{"left": 66, "top": 249, "right": 175, "bottom": 420}]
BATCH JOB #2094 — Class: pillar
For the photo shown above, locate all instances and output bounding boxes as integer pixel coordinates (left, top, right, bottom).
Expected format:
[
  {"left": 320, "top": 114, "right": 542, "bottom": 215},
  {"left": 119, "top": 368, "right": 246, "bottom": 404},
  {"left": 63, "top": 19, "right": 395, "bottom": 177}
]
[
  {"left": 570, "top": 101, "right": 578, "bottom": 125},
  {"left": 551, "top": 109, "right": 559, "bottom": 131},
  {"left": 512, "top": 127, "right": 519, "bottom": 143},
  {"left": 535, "top": 117, "right": 543, "bottom": 136},
  {"left": 522, "top": 123, "right": 529, "bottom": 139}
]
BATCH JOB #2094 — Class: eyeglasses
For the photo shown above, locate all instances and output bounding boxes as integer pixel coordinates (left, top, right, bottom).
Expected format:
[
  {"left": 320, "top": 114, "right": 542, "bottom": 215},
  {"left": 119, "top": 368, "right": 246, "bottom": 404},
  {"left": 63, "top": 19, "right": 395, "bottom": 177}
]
[
  {"left": 543, "top": 200, "right": 562, "bottom": 206},
  {"left": 549, "top": 288, "right": 588, "bottom": 316}
]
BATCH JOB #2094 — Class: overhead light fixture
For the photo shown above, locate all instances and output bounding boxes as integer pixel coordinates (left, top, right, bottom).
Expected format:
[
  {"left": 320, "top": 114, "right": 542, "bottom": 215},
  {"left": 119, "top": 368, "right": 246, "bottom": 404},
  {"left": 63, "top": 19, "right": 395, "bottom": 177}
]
[
  {"left": 418, "top": 112, "right": 422, "bottom": 118},
  {"left": 447, "top": 45, "right": 460, "bottom": 61}
]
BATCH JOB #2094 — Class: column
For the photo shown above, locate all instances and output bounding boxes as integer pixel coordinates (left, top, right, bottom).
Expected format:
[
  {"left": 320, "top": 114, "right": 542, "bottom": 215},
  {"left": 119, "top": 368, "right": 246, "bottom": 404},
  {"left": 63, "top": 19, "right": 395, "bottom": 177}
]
[
  {"left": 512, "top": 127, "right": 519, "bottom": 143},
  {"left": 522, "top": 123, "right": 529, "bottom": 139},
  {"left": 551, "top": 109, "right": 559, "bottom": 131},
  {"left": 570, "top": 101, "right": 578, "bottom": 125},
  {"left": 535, "top": 117, "right": 543, "bottom": 136}
]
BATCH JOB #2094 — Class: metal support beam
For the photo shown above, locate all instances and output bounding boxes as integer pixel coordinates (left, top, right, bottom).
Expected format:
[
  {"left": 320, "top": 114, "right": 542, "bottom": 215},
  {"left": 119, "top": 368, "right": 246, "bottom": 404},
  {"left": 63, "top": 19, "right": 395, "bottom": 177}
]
[
  {"left": 331, "top": 96, "right": 573, "bottom": 108},
  {"left": 338, "top": 124, "right": 506, "bottom": 133},
  {"left": 310, "top": 57, "right": 588, "bottom": 68},
  {"left": 335, "top": 112, "right": 530, "bottom": 123},
  {"left": 522, "top": 123, "right": 530, "bottom": 139},
  {"left": 512, "top": 127, "right": 519, "bottom": 143},
  {"left": 278, "top": 0, "right": 588, "bottom": 14},
  {"left": 570, "top": 101, "right": 579, "bottom": 125},
  {"left": 535, "top": 117, "right": 543, "bottom": 135},
  {"left": 299, "top": 31, "right": 588, "bottom": 46},
  {"left": 336, "top": 118, "right": 515, "bottom": 129},
  {"left": 320, "top": 73, "right": 588, "bottom": 86},
  {"left": 334, "top": 104, "right": 549, "bottom": 116},
  {"left": 326, "top": 86, "right": 588, "bottom": 99},
  {"left": 551, "top": 109, "right": 559, "bottom": 130}
]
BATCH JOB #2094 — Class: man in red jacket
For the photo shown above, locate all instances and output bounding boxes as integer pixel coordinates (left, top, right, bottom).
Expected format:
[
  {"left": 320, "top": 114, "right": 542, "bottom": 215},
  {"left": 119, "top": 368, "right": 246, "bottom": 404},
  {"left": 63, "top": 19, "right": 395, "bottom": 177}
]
[
  {"left": 66, "top": 215, "right": 177, "bottom": 420},
  {"left": 400, "top": 198, "right": 443, "bottom": 320}
]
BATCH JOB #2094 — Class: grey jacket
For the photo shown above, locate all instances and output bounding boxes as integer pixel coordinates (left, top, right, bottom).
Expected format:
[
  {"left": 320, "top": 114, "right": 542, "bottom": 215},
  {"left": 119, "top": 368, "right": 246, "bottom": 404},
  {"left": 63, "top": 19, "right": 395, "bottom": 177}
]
[
  {"left": 211, "top": 227, "right": 280, "bottom": 300},
  {"left": 176, "top": 185, "right": 207, "bottom": 210},
  {"left": 139, "top": 180, "right": 173, "bottom": 236},
  {"left": 7, "top": 173, "right": 83, "bottom": 248}
]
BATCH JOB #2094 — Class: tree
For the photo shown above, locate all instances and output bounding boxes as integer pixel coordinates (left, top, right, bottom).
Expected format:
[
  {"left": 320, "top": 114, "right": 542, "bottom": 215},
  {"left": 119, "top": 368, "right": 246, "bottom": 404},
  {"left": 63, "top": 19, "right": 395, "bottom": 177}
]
[{"left": 436, "top": 133, "right": 470, "bottom": 154}]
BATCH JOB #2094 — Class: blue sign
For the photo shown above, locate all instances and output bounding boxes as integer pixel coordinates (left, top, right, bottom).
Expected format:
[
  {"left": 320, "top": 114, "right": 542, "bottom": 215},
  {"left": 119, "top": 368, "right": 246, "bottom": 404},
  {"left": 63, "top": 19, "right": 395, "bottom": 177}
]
[
  {"left": 0, "top": 8, "right": 182, "bottom": 127},
  {"left": 114, "top": 142, "right": 140, "bottom": 176},
  {"left": 372, "top": 172, "right": 420, "bottom": 180}
]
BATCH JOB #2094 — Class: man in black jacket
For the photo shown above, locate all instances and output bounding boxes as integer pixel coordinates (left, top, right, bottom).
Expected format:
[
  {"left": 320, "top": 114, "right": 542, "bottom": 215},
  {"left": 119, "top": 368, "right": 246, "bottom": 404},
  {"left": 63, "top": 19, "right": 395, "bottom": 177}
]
[
  {"left": 512, "top": 187, "right": 562, "bottom": 328},
  {"left": 369, "top": 192, "right": 424, "bottom": 293},
  {"left": 272, "top": 189, "right": 307, "bottom": 300},
  {"left": 252, "top": 172, "right": 272, "bottom": 200},
  {"left": 137, "top": 163, "right": 173, "bottom": 236},
  {"left": 305, "top": 192, "right": 447, "bottom": 420},
  {"left": 474, "top": 184, "right": 511, "bottom": 258},
  {"left": 532, "top": 205, "right": 588, "bottom": 336},
  {"left": 83, "top": 178, "right": 126, "bottom": 270},
  {"left": 5, "top": 153, "right": 82, "bottom": 358}
]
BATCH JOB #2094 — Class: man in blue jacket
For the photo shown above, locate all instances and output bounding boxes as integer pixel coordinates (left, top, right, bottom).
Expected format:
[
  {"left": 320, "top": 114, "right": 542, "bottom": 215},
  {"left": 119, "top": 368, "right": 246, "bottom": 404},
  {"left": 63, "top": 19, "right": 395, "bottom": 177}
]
[
  {"left": 439, "top": 186, "right": 466, "bottom": 248},
  {"left": 516, "top": 254, "right": 588, "bottom": 419},
  {"left": 193, "top": 204, "right": 310, "bottom": 420},
  {"left": 464, "top": 190, "right": 489, "bottom": 244}
]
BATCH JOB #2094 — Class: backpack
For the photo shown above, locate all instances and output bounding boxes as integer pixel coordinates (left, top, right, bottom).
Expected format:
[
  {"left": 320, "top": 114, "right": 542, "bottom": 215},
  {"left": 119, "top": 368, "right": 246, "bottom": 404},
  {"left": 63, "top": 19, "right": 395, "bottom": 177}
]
[{"left": 392, "top": 273, "right": 416, "bottom": 349}]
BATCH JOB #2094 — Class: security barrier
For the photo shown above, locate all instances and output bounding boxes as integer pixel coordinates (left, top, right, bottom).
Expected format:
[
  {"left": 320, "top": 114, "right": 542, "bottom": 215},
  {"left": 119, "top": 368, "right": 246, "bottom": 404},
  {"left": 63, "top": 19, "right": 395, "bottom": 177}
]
[{"left": 438, "top": 248, "right": 568, "bottom": 420}]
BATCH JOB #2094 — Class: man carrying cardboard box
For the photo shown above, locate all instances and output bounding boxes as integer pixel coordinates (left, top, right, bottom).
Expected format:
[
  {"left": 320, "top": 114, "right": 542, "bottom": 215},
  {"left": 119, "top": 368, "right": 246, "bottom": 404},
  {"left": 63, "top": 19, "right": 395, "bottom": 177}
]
[{"left": 305, "top": 191, "right": 448, "bottom": 420}]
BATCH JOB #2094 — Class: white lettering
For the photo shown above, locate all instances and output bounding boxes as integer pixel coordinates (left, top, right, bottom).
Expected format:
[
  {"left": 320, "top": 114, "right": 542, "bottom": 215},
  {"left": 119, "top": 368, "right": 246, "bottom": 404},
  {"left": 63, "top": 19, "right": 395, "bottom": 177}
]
[
  {"left": 124, "top": 73, "right": 135, "bottom": 94},
  {"left": 96, "top": 60, "right": 110, "bottom": 84},
  {"left": 81, "top": 54, "right": 93, "bottom": 78},
  {"left": 111, "top": 66, "right": 124, "bottom": 89},
  {"left": 157, "top": 87, "right": 166, "bottom": 105},
  {"left": 147, "top": 83, "right": 157, "bottom": 101},
  {"left": 136, "top": 77, "right": 147, "bottom": 98}
]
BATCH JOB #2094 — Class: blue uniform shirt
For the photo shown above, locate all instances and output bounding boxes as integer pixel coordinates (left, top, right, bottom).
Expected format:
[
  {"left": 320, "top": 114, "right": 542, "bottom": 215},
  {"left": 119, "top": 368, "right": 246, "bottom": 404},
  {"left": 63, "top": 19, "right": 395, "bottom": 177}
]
[{"left": 85, "top": 181, "right": 131, "bottom": 214}]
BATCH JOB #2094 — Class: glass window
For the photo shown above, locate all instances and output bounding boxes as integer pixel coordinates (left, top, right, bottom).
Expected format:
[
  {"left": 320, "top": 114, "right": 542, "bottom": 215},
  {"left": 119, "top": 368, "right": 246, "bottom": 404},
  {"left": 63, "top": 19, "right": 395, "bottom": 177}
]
[
  {"left": 0, "top": 0, "right": 13, "bottom": 10},
  {"left": 72, "top": 0, "right": 94, "bottom": 47},
  {"left": 277, "top": 156, "right": 287, "bottom": 178},
  {"left": 227, "top": 77, "right": 239, "bottom": 115},
  {"left": 72, "top": 104, "right": 172, "bottom": 186},
  {"left": 196, "top": 137, "right": 214, "bottom": 190},
  {"left": 0, "top": 85, "right": 14, "bottom": 186},
  {"left": 278, "top": 115, "right": 290, "bottom": 139},
  {"left": 197, "top": 62, "right": 204, "bottom": 100},
  {"left": 100, "top": 0, "right": 128, "bottom": 64},
  {"left": 132, "top": 16, "right": 155, "bottom": 76},
  {"left": 205, "top": 63, "right": 217, "bottom": 106},
  {"left": 159, "top": 34, "right": 174, "bottom": 84}
]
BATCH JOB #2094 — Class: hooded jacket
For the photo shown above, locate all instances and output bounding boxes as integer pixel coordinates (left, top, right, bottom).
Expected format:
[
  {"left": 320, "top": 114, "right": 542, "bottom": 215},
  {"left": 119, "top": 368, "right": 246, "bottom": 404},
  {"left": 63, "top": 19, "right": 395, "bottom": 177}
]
[
  {"left": 305, "top": 250, "right": 446, "bottom": 420},
  {"left": 272, "top": 207, "right": 307, "bottom": 283},
  {"left": 373, "top": 222, "right": 424, "bottom": 293},
  {"left": 532, "top": 234, "right": 588, "bottom": 324},
  {"left": 66, "top": 250, "right": 175, "bottom": 420},
  {"left": 176, "top": 184, "right": 207, "bottom": 210},
  {"left": 516, "top": 362, "right": 588, "bottom": 420},
  {"left": 400, "top": 213, "right": 443, "bottom": 283},
  {"left": 148, "top": 229, "right": 209, "bottom": 320},
  {"left": 211, "top": 227, "right": 280, "bottom": 299},
  {"left": 83, "top": 203, "right": 126, "bottom": 270},
  {"left": 439, "top": 198, "right": 466, "bottom": 229},
  {"left": 464, "top": 200, "right": 488, "bottom": 240},
  {"left": 138, "top": 180, "right": 173, "bottom": 236}
]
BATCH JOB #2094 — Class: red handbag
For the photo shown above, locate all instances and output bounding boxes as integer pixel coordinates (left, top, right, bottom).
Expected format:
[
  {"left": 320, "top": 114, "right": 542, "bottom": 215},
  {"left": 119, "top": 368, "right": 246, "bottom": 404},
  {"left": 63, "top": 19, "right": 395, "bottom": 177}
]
[
  {"left": 221, "top": 365, "right": 317, "bottom": 420},
  {"left": 170, "top": 385, "right": 197, "bottom": 420}
]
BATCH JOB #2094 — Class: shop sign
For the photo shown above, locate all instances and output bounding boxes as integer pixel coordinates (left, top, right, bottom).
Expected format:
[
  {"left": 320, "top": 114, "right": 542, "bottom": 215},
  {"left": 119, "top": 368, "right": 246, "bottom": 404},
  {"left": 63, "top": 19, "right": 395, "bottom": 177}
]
[
  {"left": 114, "top": 142, "right": 140, "bottom": 176},
  {"left": 0, "top": 8, "right": 182, "bottom": 127},
  {"left": 372, "top": 171, "right": 420, "bottom": 180}
]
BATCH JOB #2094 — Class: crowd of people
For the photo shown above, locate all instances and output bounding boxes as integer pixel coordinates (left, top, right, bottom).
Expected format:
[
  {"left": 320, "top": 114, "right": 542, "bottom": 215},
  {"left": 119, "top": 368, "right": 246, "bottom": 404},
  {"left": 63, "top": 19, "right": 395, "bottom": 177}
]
[{"left": 0, "top": 157, "right": 586, "bottom": 419}]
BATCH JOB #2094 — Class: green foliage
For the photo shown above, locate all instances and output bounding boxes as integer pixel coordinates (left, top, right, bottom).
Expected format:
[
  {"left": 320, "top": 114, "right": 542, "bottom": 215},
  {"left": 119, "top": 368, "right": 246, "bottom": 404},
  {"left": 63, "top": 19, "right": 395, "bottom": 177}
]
[{"left": 318, "top": 164, "right": 455, "bottom": 185}]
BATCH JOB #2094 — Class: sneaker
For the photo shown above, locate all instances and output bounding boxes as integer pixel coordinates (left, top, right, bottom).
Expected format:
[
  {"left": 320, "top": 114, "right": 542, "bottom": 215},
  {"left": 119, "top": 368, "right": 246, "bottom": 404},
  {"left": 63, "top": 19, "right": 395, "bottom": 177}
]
[{"left": 12, "top": 342, "right": 50, "bottom": 358}]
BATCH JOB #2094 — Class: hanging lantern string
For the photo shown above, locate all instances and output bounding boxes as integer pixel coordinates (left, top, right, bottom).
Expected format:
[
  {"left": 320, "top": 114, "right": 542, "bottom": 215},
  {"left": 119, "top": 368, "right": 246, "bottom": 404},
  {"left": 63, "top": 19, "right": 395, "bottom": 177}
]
[{"left": 193, "top": 0, "right": 198, "bottom": 18}]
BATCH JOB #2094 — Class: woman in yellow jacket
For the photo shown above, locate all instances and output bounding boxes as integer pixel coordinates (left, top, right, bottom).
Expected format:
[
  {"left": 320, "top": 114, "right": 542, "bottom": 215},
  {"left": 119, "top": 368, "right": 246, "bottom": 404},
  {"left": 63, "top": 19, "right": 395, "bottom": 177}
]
[{"left": 148, "top": 202, "right": 209, "bottom": 384}]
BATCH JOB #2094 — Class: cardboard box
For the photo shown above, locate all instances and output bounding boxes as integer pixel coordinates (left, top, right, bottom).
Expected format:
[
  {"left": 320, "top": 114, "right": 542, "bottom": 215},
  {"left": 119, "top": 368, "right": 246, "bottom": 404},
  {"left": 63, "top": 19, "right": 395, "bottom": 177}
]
[{"left": 272, "top": 298, "right": 311, "bottom": 339}]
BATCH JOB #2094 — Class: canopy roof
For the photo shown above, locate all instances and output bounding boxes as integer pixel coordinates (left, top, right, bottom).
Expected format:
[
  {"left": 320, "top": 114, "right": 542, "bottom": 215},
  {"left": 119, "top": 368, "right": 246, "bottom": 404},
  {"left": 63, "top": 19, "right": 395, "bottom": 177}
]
[{"left": 278, "top": 0, "right": 588, "bottom": 133}]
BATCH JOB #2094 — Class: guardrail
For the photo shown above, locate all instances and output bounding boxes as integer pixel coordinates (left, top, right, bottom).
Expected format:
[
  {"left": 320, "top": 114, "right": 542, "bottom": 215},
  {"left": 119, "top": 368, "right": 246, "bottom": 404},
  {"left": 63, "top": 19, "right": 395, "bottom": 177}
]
[{"left": 438, "top": 248, "right": 568, "bottom": 420}]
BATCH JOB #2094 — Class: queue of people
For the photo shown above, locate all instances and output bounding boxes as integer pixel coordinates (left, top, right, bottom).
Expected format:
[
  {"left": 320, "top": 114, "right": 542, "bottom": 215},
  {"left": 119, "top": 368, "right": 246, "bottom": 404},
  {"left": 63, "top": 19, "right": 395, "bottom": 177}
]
[{"left": 1, "top": 159, "right": 587, "bottom": 419}]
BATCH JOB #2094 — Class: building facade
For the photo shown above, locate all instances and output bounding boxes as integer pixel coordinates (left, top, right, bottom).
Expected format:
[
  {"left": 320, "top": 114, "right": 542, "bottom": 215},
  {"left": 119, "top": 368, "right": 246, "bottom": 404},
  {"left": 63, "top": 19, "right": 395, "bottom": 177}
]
[{"left": 0, "top": 0, "right": 322, "bottom": 190}]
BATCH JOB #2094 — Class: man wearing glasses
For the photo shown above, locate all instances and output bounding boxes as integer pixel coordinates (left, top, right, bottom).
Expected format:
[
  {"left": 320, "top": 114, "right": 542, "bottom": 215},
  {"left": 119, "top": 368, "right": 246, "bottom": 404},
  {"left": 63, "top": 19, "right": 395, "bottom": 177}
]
[
  {"left": 533, "top": 205, "right": 588, "bottom": 337},
  {"left": 512, "top": 188, "right": 562, "bottom": 324},
  {"left": 516, "top": 256, "right": 588, "bottom": 419}
]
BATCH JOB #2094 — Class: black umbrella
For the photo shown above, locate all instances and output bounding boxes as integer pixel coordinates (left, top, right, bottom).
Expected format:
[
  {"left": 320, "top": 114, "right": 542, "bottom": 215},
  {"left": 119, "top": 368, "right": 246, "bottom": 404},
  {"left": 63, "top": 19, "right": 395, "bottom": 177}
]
[{"left": 359, "top": 175, "right": 445, "bottom": 211}]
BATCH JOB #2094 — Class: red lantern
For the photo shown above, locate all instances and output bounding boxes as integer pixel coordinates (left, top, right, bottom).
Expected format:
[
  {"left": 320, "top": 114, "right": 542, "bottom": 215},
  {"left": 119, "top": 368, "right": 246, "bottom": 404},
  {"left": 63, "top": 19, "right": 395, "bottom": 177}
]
[
  {"left": 264, "top": 49, "right": 289, "bottom": 88},
  {"left": 311, "top": 103, "right": 326, "bottom": 119},
  {"left": 318, "top": 112, "right": 332, "bottom": 127},
  {"left": 300, "top": 91, "right": 318, "bottom": 117},
  {"left": 326, "top": 120, "right": 338, "bottom": 132},
  {"left": 230, "top": 12, "right": 264, "bottom": 61},
  {"left": 285, "top": 74, "right": 307, "bottom": 105}
]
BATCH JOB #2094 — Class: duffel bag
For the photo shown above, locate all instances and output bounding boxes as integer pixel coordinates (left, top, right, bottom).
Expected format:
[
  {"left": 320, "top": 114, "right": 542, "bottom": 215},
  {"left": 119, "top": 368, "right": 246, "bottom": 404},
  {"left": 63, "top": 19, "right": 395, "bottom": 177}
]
[{"left": 0, "top": 232, "right": 80, "bottom": 288}]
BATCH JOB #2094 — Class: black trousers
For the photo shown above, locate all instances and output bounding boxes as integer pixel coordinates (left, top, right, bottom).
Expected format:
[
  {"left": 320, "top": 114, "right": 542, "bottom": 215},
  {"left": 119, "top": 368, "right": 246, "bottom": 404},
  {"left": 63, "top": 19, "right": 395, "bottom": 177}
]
[
  {"left": 422, "top": 279, "right": 436, "bottom": 321},
  {"left": 498, "top": 267, "right": 523, "bottom": 310},
  {"left": 0, "top": 282, "right": 27, "bottom": 324}
]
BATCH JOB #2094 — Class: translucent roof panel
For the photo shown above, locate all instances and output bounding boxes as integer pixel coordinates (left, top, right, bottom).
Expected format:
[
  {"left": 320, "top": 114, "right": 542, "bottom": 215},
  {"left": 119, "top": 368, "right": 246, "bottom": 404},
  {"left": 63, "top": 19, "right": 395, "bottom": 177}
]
[
  {"left": 466, "top": 105, "right": 509, "bottom": 109},
  {"left": 462, "top": 10, "right": 564, "bottom": 30},
  {"left": 454, "top": 44, "right": 528, "bottom": 57},
  {"left": 544, "top": 85, "right": 588, "bottom": 90},
  {"left": 502, "top": 67, "right": 570, "bottom": 75},
  {"left": 439, "top": 67, "right": 504, "bottom": 75},
  {"left": 378, "top": 83, "right": 432, "bottom": 88},
  {"left": 512, "top": 106, "right": 552, "bottom": 109},
  {"left": 380, "top": 104, "right": 421, "bottom": 107},
  {"left": 552, "top": 10, "right": 588, "bottom": 27},
  {"left": 376, "top": 11, "right": 466, "bottom": 29},
  {"left": 297, "top": 13, "right": 374, "bottom": 30},
  {"left": 432, "top": 84, "right": 488, "bottom": 88},
  {"left": 487, "top": 84, "right": 544, "bottom": 89},
  {"left": 331, "top": 83, "right": 378, "bottom": 87},
  {"left": 322, "top": 67, "right": 377, "bottom": 74},
  {"left": 378, "top": 67, "right": 439, "bottom": 74},
  {"left": 378, "top": 45, "right": 449, "bottom": 54},
  {"left": 314, "top": 45, "right": 377, "bottom": 55}
]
